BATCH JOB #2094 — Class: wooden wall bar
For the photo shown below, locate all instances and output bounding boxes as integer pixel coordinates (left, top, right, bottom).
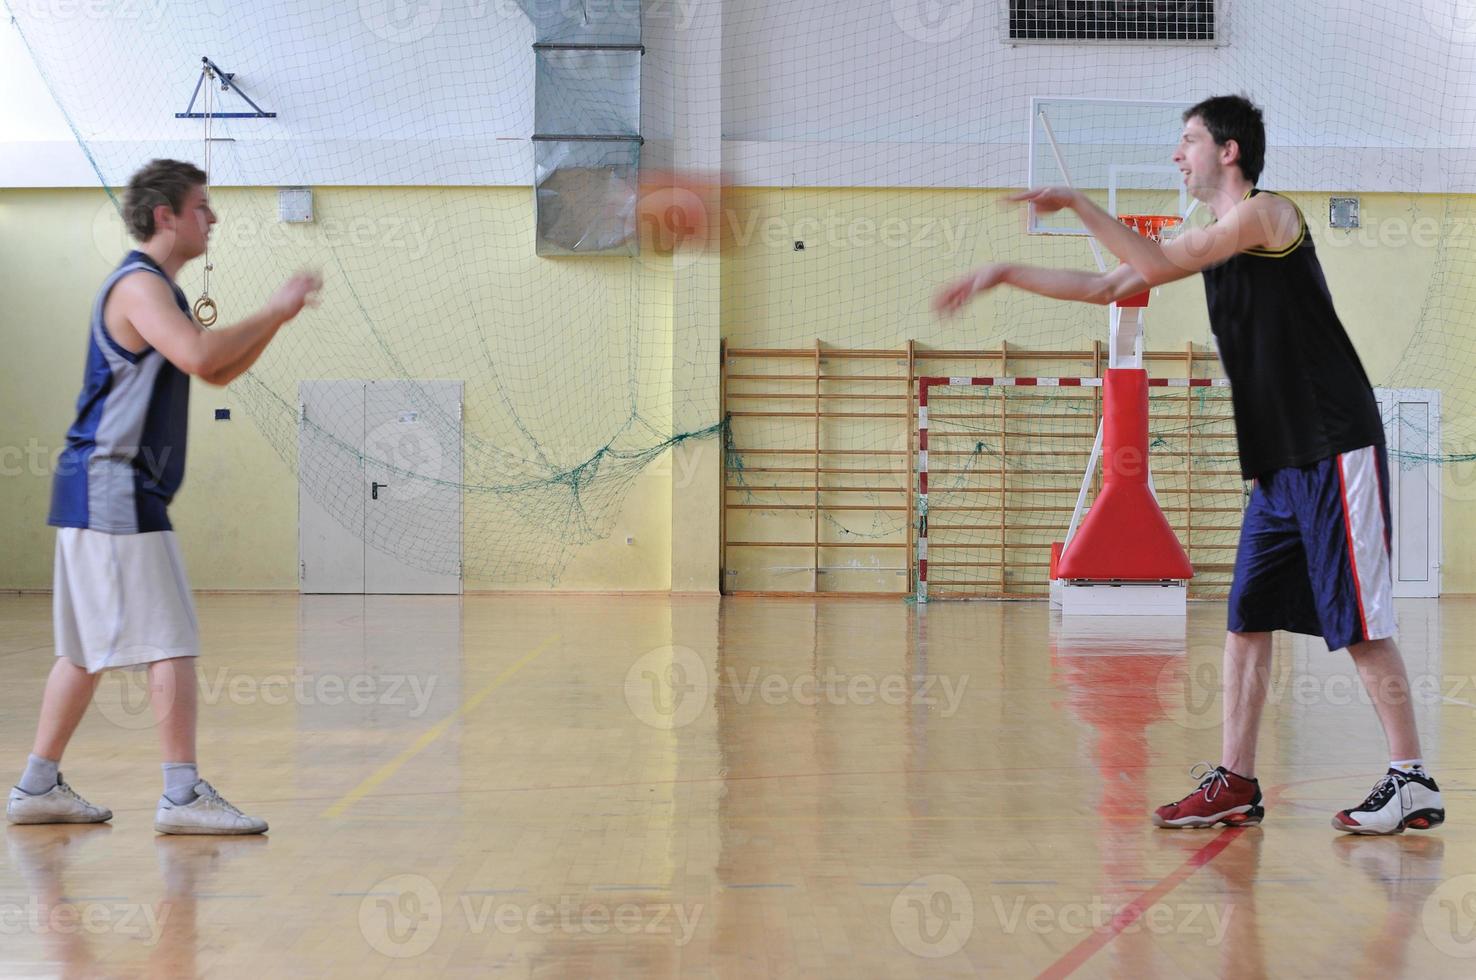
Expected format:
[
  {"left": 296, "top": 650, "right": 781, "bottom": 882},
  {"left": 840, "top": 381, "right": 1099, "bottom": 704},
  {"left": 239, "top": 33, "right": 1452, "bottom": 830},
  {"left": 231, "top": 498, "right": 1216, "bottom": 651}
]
[{"left": 721, "top": 343, "right": 1244, "bottom": 599}]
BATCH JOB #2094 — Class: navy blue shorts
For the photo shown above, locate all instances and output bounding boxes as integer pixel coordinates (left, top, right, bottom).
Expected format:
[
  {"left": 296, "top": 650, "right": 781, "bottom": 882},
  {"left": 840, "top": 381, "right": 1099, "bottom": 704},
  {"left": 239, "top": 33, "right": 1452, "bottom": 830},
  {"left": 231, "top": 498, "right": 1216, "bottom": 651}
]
[{"left": 1228, "top": 445, "right": 1396, "bottom": 651}]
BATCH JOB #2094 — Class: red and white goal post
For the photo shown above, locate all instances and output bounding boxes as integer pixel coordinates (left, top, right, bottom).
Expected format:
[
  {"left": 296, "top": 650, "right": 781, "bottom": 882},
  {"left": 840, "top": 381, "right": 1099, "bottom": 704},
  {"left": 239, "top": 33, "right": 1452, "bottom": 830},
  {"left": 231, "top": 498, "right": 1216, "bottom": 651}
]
[{"left": 915, "top": 372, "right": 1231, "bottom": 610}]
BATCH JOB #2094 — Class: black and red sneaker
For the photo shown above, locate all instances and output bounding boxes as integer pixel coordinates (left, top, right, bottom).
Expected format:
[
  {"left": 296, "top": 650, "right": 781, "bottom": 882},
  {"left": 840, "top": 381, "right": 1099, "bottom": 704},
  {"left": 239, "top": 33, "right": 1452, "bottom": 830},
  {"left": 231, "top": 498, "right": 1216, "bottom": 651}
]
[
  {"left": 1153, "top": 763, "right": 1264, "bottom": 829},
  {"left": 1332, "top": 768, "right": 1445, "bottom": 835}
]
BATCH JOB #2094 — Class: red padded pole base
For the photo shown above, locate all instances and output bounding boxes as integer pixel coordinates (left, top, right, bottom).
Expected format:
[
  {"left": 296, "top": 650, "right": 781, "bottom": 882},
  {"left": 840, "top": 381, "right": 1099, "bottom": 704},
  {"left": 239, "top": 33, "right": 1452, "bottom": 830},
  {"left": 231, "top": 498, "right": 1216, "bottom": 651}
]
[{"left": 1056, "top": 369, "right": 1194, "bottom": 581}]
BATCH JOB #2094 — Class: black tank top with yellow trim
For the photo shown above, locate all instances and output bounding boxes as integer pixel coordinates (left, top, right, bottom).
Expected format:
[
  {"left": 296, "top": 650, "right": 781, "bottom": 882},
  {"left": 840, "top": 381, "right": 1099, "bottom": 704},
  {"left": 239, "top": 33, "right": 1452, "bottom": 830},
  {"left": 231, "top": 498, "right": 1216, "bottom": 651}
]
[{"left": 1202, "top": 188, "right": 1384, "bottom": 480}]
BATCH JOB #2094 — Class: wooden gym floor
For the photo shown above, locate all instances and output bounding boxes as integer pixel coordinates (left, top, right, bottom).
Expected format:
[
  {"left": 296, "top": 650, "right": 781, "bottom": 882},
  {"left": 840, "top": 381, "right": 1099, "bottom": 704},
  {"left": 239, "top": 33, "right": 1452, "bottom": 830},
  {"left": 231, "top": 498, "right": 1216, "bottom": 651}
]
[{"left": 1, "top": 592, "right": 1473, "bottom": 977}]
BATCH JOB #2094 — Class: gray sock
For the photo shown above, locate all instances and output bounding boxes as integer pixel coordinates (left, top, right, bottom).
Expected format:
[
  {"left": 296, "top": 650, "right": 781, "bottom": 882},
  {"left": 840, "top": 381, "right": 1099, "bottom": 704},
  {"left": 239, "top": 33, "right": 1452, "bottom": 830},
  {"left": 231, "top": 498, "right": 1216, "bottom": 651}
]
[
  {"left": 163, "top": 762, "right": 199, "bottom": 805},
  {"left": 19, "top": 754, "right": 60, "bottom": 795}
]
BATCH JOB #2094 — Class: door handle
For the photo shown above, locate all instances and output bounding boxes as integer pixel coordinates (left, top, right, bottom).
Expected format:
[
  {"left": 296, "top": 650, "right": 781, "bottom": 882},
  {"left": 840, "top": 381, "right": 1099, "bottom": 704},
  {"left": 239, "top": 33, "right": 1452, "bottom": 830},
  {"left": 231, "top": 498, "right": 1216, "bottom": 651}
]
[{"left": 372, "top": 481, "right": 388, "bottom": 500}]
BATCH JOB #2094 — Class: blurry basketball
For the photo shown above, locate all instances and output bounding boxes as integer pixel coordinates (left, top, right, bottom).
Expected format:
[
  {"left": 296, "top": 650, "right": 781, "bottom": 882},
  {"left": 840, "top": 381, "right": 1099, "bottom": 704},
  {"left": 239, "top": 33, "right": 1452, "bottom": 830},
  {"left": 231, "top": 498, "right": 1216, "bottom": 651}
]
[{"left": 636, "top": 170, "right": 717, "bottom": 253}]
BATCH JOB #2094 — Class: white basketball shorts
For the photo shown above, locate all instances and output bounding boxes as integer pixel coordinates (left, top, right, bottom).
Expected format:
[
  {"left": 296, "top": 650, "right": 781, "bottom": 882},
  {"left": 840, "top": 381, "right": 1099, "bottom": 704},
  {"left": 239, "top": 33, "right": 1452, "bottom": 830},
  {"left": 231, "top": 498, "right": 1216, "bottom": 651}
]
[{"left": 53, "top": 527, "right": 200, "bottom": 673}]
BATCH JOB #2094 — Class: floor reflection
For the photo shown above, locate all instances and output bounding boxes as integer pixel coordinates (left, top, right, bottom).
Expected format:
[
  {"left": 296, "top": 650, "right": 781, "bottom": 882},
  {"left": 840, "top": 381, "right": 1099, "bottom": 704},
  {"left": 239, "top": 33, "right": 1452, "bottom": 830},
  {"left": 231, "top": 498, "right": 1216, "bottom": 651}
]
[{"left": 1050, "top": 615, "right": 1268, "bottom": 977}]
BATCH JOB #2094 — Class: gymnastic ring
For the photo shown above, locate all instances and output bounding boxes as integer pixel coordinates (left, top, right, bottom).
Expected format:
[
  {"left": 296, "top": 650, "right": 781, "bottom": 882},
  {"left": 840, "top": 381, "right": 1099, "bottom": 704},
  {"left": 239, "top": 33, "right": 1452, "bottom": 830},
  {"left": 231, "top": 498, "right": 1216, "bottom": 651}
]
[{"left": 194, "top": 295, "right": 218, "bottom": 327}]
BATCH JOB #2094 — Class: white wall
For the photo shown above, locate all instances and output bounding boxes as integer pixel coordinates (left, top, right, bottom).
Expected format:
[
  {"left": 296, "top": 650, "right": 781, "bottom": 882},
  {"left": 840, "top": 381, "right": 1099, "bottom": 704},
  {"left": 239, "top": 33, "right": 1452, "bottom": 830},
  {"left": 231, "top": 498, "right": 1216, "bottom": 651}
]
[
  {"left": 720, "top": 0, "right": 1476, "bottom": 190},
  {"left": 4, "top": 0, "right": 1475, "bottom": 191},
  {"left": 2, "top": 0, "right": 537, "bottom": 186}
]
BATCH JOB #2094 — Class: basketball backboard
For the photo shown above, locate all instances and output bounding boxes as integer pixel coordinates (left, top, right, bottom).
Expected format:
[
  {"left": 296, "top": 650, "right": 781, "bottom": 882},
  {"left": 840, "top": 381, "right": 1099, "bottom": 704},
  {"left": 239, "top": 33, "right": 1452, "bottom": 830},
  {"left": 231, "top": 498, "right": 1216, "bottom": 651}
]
[{"left": 1028, "top": 97, "right": 1194, "bottom": 235}]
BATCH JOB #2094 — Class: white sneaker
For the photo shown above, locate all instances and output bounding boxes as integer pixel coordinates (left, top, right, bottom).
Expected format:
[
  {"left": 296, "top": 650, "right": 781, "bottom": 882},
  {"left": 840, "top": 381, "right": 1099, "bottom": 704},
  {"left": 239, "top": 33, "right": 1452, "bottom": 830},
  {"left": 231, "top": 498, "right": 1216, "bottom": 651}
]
[
  {"left": 6, "top": 775, "right": 112, "bottom": 825},
  {"left": 154, "top": 780, "right": 268, "bottom": 836},
  {"left": 1333, "top": 768, "right": 1445, "bottom": 835}
]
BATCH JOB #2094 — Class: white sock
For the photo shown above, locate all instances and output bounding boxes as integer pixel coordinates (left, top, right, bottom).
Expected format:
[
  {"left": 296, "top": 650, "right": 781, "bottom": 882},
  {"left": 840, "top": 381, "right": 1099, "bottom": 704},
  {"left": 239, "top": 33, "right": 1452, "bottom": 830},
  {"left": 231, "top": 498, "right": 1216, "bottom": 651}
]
[
  {"left": 163, "top": 762, "right": 200, "bottom": 804},
  {"left": 1391, "top": 758, "right": 1426, "bottom": 775},
  {"left": 18, "top": 754, "right": 59, "bottom": 795}
]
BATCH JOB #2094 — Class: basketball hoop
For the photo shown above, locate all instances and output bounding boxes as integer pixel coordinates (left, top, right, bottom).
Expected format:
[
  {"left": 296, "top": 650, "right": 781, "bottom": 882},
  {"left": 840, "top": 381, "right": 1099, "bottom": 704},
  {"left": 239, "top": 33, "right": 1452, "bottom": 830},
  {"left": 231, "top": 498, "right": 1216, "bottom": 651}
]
[
  {"left": 1116, "top": 214, "right": 1182, "bottom": 308},
  {"left": 1119, "top": 214, "right": 1183, "bottom": 242}
]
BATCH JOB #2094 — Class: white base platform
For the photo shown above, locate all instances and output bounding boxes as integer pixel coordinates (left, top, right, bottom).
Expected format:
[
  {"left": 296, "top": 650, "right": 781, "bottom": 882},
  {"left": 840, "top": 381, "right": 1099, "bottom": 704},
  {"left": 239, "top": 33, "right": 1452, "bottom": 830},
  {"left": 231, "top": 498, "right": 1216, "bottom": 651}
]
[
  {"left": 1052, "top": 580, "right": 1187, "bottom": 616},
  {"left": 1049, "top": 607, "right": 1188, "bottom": 655}
]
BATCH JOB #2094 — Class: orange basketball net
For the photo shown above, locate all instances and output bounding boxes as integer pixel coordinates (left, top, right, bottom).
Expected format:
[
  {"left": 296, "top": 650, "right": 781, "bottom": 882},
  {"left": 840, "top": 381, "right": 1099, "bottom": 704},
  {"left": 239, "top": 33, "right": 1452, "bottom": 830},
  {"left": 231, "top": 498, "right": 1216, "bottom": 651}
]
[{"left": 1116, "top": 214, "right": 1183, "bottom": 307}]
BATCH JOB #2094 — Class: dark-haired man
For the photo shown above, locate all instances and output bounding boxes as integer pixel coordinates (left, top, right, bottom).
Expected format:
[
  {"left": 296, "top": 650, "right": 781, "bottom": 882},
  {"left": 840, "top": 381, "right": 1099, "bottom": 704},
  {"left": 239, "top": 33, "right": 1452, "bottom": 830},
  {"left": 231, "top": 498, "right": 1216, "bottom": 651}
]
[
  {"left": 936, "top": 96, "right": 1442, "bottom": 836},
  {"left": 7, "top": 159, "right": 321, "bottom": 835}
]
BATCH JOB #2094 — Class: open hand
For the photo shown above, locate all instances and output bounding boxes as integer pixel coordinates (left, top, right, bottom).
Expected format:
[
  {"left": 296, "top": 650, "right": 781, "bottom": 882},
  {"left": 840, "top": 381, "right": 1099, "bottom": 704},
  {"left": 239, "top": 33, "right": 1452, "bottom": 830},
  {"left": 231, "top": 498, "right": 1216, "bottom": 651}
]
[
  {"left": 933, "top": 264, "right": 1006, "bottom": 317},
  {"left": 1007, "top": 186, "right": 1077, "bottom": 216},
  {"left": 269, "top": 271, "right": 323, "bottom": 323}
]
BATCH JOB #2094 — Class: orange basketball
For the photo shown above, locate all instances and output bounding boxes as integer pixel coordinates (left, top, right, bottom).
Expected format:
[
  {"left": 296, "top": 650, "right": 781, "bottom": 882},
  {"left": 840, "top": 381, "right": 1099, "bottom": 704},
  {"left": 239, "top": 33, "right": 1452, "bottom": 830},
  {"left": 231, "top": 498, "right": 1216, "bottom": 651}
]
[{"left": 636, "top": 171, "right": 717, "bottom": 253}]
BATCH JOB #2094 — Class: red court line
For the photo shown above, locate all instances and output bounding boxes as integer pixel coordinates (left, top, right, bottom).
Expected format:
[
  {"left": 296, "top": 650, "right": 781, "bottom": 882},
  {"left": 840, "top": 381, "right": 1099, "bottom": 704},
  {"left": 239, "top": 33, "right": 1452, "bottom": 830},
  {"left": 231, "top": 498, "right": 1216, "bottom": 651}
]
[
  {"left": 1034, "top": 827, "right": 1246, "bottom": 980},
  {"left": 1032, "top": 774, "right": 1357, "bottom": 979}
]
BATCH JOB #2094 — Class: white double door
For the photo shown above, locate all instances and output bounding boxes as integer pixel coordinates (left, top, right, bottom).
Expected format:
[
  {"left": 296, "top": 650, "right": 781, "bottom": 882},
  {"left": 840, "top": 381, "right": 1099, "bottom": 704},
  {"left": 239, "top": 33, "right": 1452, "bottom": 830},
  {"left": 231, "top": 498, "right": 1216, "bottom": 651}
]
[
  {"left": 298, "top": 380, "right": 463, "bottom": 594},
  {"left": 1376, "top": 388, "right": 1441, "bottom": 598}
]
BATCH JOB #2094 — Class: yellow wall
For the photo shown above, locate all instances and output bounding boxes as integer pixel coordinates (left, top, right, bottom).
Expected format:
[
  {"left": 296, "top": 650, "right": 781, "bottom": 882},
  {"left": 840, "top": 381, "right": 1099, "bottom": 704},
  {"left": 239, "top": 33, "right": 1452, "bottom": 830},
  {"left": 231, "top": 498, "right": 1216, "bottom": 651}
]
[
  {"left": 3, "top": 186, "right": 1473, "bottom": 592},
  {"left": 720, "top": 187, "right": 1476, "bottom": 592},
  {"left": 721, "top": 187, "right": 1457, "bottom": 364},
  {"left": 0, "top": 187, "right": 679, "bottom": 592}
]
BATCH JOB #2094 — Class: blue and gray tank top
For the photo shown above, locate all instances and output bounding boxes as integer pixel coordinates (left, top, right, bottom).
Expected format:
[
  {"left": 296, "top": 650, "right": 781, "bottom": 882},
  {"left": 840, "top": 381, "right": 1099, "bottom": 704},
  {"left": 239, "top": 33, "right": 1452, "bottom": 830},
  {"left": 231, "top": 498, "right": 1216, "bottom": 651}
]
[{"left": 48, "top": 251, "right": 192, "bottom": 533}]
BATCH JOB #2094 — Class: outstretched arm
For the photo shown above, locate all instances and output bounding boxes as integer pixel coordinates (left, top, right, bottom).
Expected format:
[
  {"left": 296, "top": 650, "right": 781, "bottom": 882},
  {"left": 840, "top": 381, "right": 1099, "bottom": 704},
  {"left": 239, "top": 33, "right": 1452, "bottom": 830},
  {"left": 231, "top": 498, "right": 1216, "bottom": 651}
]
[
  {"left": 112, "top": 272, "right": 321, "bottom": 386},
  {"left": 1011, "top": 187, "right": 1293, "bottom": 287},
  {"left": 935, "top": 261, "right": 1147, "bottom": 316},
  {"left": 203, "top": 274, "right": 322, "bottom": 385}
]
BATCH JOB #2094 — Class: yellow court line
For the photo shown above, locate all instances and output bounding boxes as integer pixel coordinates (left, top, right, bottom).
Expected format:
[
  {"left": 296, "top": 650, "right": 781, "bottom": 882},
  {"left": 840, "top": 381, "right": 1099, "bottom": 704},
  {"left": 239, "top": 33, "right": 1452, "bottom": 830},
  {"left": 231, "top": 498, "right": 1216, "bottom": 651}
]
[{"left": 322, "top": 633, "right": 560, "bottom": 818}]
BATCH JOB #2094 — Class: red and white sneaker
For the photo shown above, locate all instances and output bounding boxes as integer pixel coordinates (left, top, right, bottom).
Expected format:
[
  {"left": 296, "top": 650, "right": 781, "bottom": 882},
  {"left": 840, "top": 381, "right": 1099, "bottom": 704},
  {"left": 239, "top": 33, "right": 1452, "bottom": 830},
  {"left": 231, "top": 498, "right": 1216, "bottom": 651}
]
[
  {"left": 1153, "top": 763, "right": 1264, "bottom": 829},
  {"left": 1333, "top": 768, "right": 1445, "bottom": 836}
]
